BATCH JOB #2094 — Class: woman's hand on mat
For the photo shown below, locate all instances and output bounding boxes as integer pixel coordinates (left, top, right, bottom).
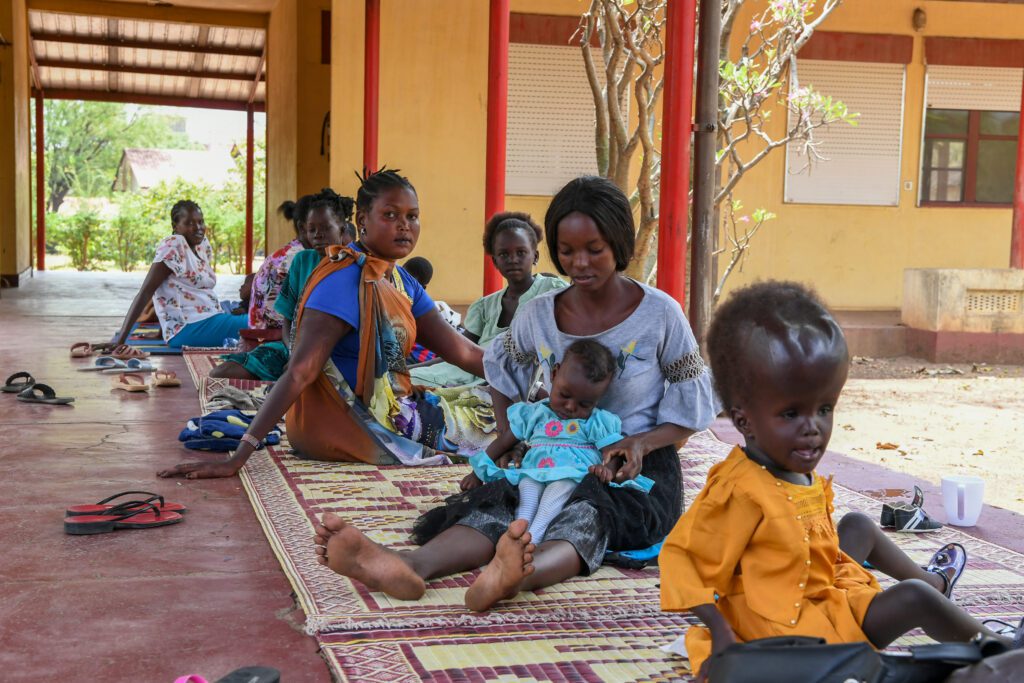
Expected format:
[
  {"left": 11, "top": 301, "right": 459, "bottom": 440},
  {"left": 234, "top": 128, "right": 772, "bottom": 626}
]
[
  {"left": 460, "top": 472, "right": 483, "bottom": 491},
  {"left": 157, "top": 459, "right": 241, "bottom": 479},
  {"left": 601, "top": 436, "right": 646, "bottom": 483}
]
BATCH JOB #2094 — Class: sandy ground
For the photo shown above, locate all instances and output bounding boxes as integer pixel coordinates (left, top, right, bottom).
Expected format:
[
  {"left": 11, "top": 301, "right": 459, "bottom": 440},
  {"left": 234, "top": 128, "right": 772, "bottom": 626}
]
[{"left": 832, "top": 356, "right": 1024, "bottom": 516}]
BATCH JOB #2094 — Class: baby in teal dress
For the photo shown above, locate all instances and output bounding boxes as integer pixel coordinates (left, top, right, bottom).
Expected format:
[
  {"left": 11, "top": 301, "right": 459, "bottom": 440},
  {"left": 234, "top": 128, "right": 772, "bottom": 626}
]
[{"left": 469, "top": 339, "right": 654, "bottom": 543}]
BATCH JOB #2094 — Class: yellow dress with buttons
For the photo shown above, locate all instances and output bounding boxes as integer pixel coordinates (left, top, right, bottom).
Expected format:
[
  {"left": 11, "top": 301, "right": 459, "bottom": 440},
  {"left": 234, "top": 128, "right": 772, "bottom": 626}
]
[{"left": 659, "top": 446, "right": 882, "bottom": 675}]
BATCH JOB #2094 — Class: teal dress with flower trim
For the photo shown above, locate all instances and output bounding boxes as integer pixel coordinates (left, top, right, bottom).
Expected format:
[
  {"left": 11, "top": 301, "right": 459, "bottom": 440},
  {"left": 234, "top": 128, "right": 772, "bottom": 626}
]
[{"left": 470, "top": 400, "right": 655, "bottom": 493}]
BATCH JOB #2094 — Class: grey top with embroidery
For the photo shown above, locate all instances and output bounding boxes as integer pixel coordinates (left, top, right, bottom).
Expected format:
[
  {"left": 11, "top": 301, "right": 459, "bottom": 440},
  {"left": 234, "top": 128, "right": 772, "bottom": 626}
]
[{"left": 484, "top": 281, "right": 721, "bottom": 437}]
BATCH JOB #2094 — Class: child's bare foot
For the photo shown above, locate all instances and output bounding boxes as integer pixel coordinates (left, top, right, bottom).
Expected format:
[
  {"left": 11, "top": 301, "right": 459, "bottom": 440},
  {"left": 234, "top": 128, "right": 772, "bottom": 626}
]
[
  {"left": 464, "top": 519, "right": 535, "bottom": 612},
  {"left": 314, "top": 512, "right": 426, "bottom": 600}
]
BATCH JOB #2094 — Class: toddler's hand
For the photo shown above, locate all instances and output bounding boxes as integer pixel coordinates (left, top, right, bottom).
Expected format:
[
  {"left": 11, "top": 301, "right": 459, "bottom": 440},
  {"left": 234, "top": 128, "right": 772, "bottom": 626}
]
[
  {"left": 588, "top": 463, "right": 614, "bottom": 484},
  {"left": 460, "top": 472, "right": 483, "bottom": 491}
]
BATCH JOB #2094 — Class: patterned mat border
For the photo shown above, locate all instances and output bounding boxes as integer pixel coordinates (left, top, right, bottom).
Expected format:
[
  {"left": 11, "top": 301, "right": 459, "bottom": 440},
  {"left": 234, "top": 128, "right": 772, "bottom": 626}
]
[
  {"left": 235, "top": 429, "right": 1024, "bottom": 637},
  {"left": 182, "top": 348, "right": 233, "bottom": 387}
]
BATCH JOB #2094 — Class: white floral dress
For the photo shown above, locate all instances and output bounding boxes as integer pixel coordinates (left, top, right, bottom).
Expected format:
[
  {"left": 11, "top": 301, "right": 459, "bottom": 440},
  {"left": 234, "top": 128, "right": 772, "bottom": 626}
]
[{"left": 151, "top": 234, "right": 221, "bottom": 341}]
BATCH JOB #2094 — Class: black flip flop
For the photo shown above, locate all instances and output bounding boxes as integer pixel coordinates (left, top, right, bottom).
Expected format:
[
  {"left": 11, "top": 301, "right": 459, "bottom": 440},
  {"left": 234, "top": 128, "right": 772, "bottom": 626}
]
[
  {"left": 17, "top": 383, "right": 75, "bottom": 405},
  {"left": 2, "top": 371, "right": 35, "bottom": 393},
  {"left": 215, "top": 667, "right": 280, "bottom": 683}
]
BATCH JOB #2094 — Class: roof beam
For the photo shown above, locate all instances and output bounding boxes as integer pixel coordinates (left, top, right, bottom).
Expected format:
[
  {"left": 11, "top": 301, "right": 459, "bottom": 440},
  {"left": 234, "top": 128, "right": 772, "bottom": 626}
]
[
  {"left": 106, "top": 18, "right": 118, "bottom": 93},
  {"left": 31, "top": 31, "right": 264, "bottom": 58},
  {"left": 247, "top": 44, "right": 267, "bottom": 105},
  {"left": 36, "top": 57, "right": 265, "bottom": 82},
  {"left": 27, "top": 0, "right": 268, "bottom": 30},
  {"left": 187, "top": 26, "right": 210, "bottom": 99},
  {"left": 35, "top": 87, "right": 265, "bottom": 112}
]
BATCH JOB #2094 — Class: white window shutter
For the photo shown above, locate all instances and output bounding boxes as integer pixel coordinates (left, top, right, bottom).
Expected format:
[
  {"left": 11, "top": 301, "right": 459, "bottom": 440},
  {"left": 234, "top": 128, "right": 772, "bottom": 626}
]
[
  {"left": 926, "top": 65, "right": 1023, "bottom": 112},
  {"left": 785, "top": 60, "right": 906, "bottom": 206},
  {"left": 506, "top": 44, "right": 602, "bottom": 196}
]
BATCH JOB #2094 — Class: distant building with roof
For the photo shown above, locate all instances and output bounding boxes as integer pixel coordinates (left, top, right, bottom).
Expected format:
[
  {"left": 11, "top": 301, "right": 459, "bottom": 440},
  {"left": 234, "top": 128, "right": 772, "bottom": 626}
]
[{"left": 111, "top": 146, "right": 238, "bottom": 192}]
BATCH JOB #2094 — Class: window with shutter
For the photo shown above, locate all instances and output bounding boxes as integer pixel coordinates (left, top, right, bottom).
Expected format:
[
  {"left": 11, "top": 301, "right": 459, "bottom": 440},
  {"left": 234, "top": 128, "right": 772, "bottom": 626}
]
[
  {"left": 784, "top": 60, "right": 906, "bottom": 206},
  {"left": 505, "top": 43, "right": 603, "bottom": 196},
  {"left": 921, "top": 66, "right": 1021, "bottom": 206}
]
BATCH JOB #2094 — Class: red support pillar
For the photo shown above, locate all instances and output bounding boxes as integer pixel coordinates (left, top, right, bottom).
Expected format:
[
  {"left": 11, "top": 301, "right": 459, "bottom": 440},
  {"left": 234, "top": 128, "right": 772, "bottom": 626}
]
[
  {"left": 363, "top": 0, "right": 380, "bottom": 174},
  {"left": 245, "top": 104, "right": 255, "bottom": 273},
  {"left": 35, "top": 92, "right": 45, "bottom": 271},
  {"left": 656, "top": 0, "right": 698, "bottom": 304},
  {"left": 1012, "top": 74, "right": 1024, "bottom": 268},
  {"left": 483, "top": 0, "right": 509, "bottom": 295}
]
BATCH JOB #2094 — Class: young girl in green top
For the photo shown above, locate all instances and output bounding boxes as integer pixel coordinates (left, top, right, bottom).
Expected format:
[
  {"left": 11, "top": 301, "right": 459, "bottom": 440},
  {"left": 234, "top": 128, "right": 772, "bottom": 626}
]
[{"left": 411, "top": 212, "right": 566, "bottom": 388}]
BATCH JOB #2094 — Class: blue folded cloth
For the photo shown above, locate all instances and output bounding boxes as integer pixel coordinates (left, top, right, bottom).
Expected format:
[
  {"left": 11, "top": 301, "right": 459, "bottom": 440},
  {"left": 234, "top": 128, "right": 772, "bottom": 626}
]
[{"left": 178, "top": 410, "right": 278, "bottom": 451}]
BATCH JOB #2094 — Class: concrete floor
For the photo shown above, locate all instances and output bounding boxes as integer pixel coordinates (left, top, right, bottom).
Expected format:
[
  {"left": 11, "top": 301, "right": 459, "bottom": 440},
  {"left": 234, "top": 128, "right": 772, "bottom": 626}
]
[
  {"left": 0, "top": 272, "right": 329, "bottom": 682},
  {"left": 3, "top": 272, "right": 1020, "bottom": 682}
]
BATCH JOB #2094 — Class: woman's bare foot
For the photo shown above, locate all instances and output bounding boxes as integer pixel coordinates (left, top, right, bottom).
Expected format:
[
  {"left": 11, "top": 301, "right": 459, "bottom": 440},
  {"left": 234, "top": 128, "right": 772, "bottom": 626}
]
[
  {"left": 314, "top": 512, "right": 426, "bottom": 600},
  {"left": 464, "top": 519, "right": 535, "bottom": 612}
]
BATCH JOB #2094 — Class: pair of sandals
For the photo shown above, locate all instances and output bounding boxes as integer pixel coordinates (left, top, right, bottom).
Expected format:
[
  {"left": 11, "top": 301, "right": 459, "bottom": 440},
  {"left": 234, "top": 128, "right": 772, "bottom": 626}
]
[
  {"left": 1, "top": 372, "right": 74, "bottom": 405},
  {"left": 70, "top": 343, "right": 150, "bottom": 360},
  {"left": 110, "top": 370, "right": 182, "bottom": 392},
  {"left": 64, "top": 491, "right": 187, "bottom": 535}
]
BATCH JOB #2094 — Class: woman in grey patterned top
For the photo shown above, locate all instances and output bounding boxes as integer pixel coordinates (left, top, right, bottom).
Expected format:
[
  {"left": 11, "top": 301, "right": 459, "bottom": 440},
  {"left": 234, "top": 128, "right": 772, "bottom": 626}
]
[{"left": 313, "top": 176, "right": 719, "bottom": 612}]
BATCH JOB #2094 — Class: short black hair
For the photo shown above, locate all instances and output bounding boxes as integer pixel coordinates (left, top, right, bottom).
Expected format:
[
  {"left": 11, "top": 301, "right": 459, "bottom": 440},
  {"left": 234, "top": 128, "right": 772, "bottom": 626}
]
[
  {"left": 171, "top": 200, "right": 201, "bottom": 226},
  {"left": 354, "top": 167, "right": 416, "bottom": 214},
  {"left": 403, "top": 256, "right": 433, "bottom": 286},
  {"left": 483, "top": 211, "right": 543, "bottom": 256},
  {"left": 544, "top": 176, "right": 635, "bottom": 274},
  {"left": 564, "top": 339, "right": 616, "bottom": 384},
  {"left": 708, "top": 280, "right": 847, "bottom": 410},
  {"left": 307, "top": 187, "right": 356, "bottom": 235}
]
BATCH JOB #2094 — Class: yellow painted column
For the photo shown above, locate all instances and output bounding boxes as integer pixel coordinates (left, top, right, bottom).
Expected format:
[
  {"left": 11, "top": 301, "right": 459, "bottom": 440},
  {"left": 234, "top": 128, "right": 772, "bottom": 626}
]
[
  {"left": 0, "top": 0, "right": 31, "bottom": 285},
  {"left": 329, "top": 0, "right": 364, "bottom": 194},
  {"left": 267, "top": 0, "right": 333, "bottom": 254},
  {"left": 266, "top": 0, "right": 299, "bottom": 252}
]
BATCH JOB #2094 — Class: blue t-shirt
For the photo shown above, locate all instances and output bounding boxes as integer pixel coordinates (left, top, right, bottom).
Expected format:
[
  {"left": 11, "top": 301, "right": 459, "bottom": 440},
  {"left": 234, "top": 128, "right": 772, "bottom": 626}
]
[{"left": 303, "top": 256, "right": 435, "bottom": 388}]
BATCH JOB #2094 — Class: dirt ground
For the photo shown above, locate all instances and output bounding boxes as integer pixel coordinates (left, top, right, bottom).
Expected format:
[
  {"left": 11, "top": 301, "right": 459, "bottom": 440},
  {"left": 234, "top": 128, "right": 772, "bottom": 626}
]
[{"left": 833, "top": 356, "right": 1024, "bottom": 516}]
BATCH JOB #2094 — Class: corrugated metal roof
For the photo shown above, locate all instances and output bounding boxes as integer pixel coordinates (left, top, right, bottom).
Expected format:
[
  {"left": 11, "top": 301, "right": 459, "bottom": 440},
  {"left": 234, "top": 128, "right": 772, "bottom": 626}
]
[{"left": 29, "top": 9, "right": 266, "bottom": 110}]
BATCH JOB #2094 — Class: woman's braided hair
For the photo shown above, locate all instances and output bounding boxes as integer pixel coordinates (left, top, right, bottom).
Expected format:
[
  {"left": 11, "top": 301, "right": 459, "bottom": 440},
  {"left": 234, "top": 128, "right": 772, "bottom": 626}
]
[{"left": 354, "top": 167, "right": 416, "bottom": 213}]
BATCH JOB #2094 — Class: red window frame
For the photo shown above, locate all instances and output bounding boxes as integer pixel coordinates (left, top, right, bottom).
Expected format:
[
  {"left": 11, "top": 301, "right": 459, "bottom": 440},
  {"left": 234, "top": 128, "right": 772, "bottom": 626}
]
[{"left": 921, "top": 109, "right": 1018, "bottom": 207}]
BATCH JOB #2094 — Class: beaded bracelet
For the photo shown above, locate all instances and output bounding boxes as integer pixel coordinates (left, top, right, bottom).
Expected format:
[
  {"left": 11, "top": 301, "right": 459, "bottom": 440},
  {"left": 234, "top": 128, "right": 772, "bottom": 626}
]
[{"left": 240, "top": 433, "right": 262, "bottom": 450}]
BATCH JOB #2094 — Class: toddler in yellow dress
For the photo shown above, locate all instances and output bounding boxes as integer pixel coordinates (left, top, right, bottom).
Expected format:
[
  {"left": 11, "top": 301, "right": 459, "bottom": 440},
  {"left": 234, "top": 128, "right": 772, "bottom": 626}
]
[{"left": 660, "top": 281, "right": 1022, "bottom": 681}]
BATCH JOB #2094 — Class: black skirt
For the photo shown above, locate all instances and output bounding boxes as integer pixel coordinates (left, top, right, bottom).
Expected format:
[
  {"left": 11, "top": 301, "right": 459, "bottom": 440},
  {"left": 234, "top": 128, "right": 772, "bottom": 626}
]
[{"left": 411, "top": 444, "right": 682, "bottom": 572}]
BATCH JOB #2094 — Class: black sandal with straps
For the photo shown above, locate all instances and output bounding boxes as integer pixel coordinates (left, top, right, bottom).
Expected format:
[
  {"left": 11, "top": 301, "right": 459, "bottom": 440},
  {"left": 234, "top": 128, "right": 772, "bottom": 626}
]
[
  {"left": 2, "top": 371, "right": 35, "bottom": 393},
  {"left": 16, "top": 383, "right": 74, "bottom": 405}
]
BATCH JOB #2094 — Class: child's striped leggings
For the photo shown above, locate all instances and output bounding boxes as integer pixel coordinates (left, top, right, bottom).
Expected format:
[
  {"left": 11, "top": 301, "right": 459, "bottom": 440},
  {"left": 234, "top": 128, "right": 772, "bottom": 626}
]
[{"left": 515, "top": 477, "right": 578, "bottom": 544}]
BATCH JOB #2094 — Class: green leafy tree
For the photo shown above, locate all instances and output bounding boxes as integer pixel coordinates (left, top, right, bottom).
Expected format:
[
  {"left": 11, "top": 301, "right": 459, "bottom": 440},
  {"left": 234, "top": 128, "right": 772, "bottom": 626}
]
[
  {"left": 103, "top": 192, "right": 165, "bottom": 272},
  {"left": 50, "top": 211, "right": 104, "bottom": 270},
  {"left": 33, "top": 100, "right": 195, "bottom": 213}
]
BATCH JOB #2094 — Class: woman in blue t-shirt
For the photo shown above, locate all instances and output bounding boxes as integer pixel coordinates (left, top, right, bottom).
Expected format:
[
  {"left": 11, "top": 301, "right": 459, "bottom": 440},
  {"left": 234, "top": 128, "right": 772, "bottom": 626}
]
[{"left": 159, "top": 169, "right": 488, "bottom": 479}]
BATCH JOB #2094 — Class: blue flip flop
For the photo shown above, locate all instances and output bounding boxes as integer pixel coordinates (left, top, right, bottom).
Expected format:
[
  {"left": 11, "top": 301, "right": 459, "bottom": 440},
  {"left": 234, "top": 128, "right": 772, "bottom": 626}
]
[{"left": 77, "top": 356, "right": 127, "bottom": 372}]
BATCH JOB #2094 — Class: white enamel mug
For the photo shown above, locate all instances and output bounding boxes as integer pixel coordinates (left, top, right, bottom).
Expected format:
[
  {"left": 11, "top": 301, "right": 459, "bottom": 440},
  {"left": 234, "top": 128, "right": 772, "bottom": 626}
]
[{"left": 941, "top": 475, "right": 984, "bottom": 527}]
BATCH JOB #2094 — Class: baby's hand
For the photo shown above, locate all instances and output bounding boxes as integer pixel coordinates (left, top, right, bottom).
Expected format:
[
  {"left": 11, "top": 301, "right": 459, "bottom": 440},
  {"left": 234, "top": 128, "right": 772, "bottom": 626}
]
[
  {"left": 588, "top": 463, "right": 615, "bottom": 484},
  {"left": 460, "top": 472, "right": 483, "bottom": 491}
]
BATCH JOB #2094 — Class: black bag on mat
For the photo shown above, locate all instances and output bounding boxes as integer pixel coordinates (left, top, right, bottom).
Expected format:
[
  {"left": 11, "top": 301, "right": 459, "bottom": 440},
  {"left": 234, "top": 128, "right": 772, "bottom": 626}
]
[
  {"left": 706, "top": 636, "right": 884, "bottom": 683},
  {"left": 706, "top": 636, "right": 1011, "bottom": 683}
]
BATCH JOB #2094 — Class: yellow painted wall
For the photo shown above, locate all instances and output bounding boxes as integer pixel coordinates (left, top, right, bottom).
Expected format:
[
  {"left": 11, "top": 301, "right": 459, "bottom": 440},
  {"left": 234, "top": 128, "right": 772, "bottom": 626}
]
[
  {"left": 296, "top": 0, "right": 332, "bottom": 198},
  {"left": 719, "top": 0, "right": 1024, "bottom": 310},
  {"left": 0, "top": 0, "right": 32, "bottom": 282},
  {"left": 329, "top": 0, "right": 364, "bottom": 199},
  {"left": 266, "top": 0, "right": 332, "bottom": 252},
  {"left": 329, "top": 0, "right": 585, "bottom": 304}
]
